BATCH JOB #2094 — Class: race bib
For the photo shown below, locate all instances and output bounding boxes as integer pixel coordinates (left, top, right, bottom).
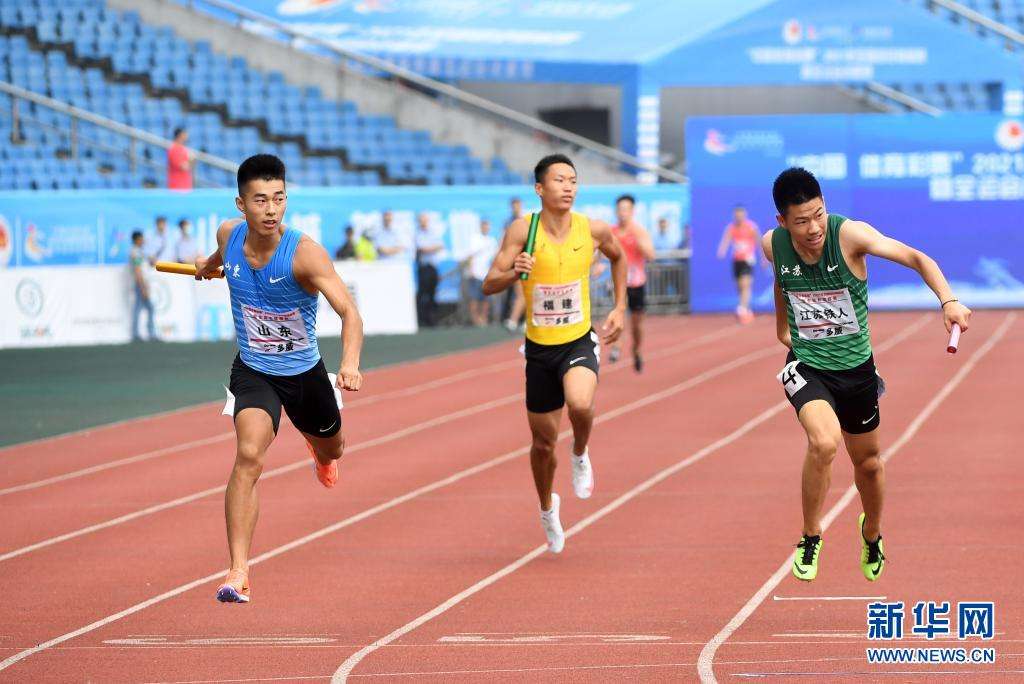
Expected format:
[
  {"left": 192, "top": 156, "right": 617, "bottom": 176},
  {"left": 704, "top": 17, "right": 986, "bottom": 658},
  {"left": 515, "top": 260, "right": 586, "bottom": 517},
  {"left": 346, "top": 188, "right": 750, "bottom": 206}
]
[
  {"left": 777, "top": 360, "right": 808, "bottom": 398},
  {"left": 787, "top": 288, "right": 860, "bottom": 340},
  {"left": 532, "top": 280, "right": 583, "bottom": 328},
  {"left": 242, "top": 304, "right": 310, "bottom": 354}
]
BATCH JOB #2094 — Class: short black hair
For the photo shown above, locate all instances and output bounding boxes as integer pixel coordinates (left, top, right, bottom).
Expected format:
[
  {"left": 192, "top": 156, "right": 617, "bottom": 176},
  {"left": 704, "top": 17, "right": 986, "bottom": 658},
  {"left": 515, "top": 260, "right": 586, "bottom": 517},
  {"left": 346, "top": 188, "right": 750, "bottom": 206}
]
[
  {"left": 237, "top": 154, "right": 286, "bottom": 195},
  {"left": 534, "top": 154, "right": 576, "bottom": 184},
  {"left": 178, "top": 218, "right": 188, "bottom": 228},
  {"left": 131, "top": 230, "right": 143, "bottom": 242},
  {"left": 155, "top": 216, "right": 166, "bottom": 224},
  {"left": 615, "top": 194, "right": 636, "bottom": 206},
  {"left": 772, "top": 167, "right": 821, "bottom": 215},
  {"left": 172, "top": 127, "right": 185, "bottom": 138}
]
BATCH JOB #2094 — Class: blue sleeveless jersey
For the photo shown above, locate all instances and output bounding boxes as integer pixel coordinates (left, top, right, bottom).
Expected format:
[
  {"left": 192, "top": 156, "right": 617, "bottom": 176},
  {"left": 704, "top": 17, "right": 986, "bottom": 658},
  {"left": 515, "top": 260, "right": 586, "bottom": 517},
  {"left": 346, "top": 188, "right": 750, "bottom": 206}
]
[{"left": 223, "top": 222, "right": 320, "bottom": 376}]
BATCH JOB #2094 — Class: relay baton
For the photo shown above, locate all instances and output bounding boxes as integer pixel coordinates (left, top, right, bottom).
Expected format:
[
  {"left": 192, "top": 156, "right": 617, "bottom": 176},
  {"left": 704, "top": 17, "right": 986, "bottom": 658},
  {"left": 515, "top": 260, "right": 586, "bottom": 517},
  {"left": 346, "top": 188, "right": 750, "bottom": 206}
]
[
  {"left": 519, "top": 212, "right": 540, "bottom": 281},
  {"left": 947, "top": 323, "right": 961, "bottom": 354},
  {"left": 155, "top": 261, "right": 224, "bottom": 279}
]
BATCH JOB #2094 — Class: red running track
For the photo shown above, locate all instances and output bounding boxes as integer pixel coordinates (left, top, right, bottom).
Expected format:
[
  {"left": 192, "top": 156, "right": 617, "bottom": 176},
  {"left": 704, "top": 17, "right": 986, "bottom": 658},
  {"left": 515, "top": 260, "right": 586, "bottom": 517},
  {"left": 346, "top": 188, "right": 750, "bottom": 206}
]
[{"left": 0, "top": 312, "right": 1018, "bottom": 683}]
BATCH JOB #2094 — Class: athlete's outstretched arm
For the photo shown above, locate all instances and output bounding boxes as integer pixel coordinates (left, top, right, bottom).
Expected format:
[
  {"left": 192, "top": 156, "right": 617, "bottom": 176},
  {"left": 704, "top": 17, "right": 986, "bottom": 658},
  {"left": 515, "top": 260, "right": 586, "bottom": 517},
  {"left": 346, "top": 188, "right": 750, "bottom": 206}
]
[
  {"left": 592, "top": 219, "right": 626, "bottom": 345},
  {"left": 762, "top": 230, "right": 791, "bottom": 349},
  {"left": 482, "top": 218, "right": 531, "bottom": 295},
  {"left": 194, "top": 219, "right": 240, "bottom": 279},
  {"left": 294, "top": 238, "right": 364, "bottom": 391},
  {"left": 842, "top": 220, "right": 972, "bottom": 332}
]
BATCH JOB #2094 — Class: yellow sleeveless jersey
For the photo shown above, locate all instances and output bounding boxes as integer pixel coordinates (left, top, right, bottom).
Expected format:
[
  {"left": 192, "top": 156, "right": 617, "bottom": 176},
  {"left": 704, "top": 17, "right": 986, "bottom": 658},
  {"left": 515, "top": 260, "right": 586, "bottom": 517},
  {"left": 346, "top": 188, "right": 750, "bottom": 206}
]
[{"left": 523, "top": 212, "right": 594, "bottom": 345}]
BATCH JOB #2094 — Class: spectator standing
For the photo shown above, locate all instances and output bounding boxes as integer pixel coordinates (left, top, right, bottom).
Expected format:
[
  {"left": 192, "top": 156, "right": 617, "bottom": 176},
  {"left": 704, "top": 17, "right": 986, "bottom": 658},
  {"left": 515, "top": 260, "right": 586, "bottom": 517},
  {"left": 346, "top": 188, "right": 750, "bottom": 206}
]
[
  {"left": 167, "top": 127, "right": 193, "bottom": 190},
  {"left": 374, "top": 210, "right": 407, "bottom": 260},
  {"left": 463, "top": 219, "right": 498, "bottom": 326},
  {"left": 148, "top": 216, "right": 175, "bottom": 264},
  {"left": 129, "top": 230, "right": 157, "bottom": 342},
  {"left": 174, "top": 218, "right": 199, "bottom": 263},
  {"left": 354, "top": 231, "right": 377, "bottom": 261},
  {"left": 415, "top": 211, "right": 444, "bottom": 327},
  {"left": 653, "top": 217, "right": 678, "bottom": 253},
  {"left": 335, "top": 226, "right": 358, "bottom": 260}
]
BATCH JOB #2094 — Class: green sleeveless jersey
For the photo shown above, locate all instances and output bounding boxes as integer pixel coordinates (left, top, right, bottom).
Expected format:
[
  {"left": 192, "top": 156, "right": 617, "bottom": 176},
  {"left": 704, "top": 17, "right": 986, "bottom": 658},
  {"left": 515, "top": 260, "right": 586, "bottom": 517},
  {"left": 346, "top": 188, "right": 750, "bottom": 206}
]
[{"left": 772, "top": 214, "right": 872, "bottom": 371}]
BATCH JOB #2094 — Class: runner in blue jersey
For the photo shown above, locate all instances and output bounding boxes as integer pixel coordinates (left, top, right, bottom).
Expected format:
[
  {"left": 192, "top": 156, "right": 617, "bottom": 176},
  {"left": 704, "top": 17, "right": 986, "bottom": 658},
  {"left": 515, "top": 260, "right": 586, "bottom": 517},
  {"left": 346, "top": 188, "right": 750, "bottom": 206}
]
[{"left": 193, "top": 154, "right": 364, "bottom": 603}]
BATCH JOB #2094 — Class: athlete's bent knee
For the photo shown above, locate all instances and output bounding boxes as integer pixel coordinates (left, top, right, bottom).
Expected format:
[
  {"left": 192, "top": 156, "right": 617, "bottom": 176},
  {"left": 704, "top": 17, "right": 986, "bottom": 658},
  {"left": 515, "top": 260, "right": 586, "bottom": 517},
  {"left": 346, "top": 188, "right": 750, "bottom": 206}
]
[
  {"left": 234, "top": 442, "right": 265, "bottom": 478},
  {"left": 856, "top": 454, "right": 883, "bottom": 476},
  {"left": 531, "top": 433, "right": 557, "bottom": 456},
  {"left": 566, "top": 402, "right": 593, "bottom": 422},
  {"left": 807, "top": 434, "right": 839, "bottom": 466}
]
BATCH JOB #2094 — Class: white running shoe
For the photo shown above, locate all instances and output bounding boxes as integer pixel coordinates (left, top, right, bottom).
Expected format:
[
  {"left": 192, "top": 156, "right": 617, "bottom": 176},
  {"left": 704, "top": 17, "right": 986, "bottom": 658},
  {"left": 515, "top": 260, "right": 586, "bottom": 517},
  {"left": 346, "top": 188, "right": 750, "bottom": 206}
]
[
  {"left": 540, "top": 493, "right": 565, "bottom": 553},
  {"left": 572, "top": 450, "right": 594, "bottom": 499}
]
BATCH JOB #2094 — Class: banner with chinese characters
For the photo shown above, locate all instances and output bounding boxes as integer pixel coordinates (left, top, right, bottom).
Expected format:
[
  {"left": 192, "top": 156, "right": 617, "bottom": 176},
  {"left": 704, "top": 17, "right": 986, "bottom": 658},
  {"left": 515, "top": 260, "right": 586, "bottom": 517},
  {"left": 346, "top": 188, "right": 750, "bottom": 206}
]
[
  {"left": 0, "top": 184, "right": 688, "bottom": 308},
  {"left": 686, "top": 113, "right": 1024, "bottom": 312}
]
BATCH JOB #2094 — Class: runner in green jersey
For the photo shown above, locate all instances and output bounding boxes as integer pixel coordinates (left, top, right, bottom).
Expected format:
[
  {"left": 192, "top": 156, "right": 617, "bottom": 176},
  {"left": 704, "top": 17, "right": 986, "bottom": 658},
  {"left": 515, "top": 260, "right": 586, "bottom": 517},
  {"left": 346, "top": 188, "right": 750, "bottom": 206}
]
[{"left": 762, "top": 168, "right": 972, "bottom": 583}]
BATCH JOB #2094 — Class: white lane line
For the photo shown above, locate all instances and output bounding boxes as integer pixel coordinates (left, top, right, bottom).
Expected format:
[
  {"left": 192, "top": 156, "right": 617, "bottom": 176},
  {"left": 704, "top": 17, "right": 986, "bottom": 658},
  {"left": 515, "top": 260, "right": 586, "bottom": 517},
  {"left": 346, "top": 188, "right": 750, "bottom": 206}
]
[
  {"left": 0, "top": 433, "right": 234, "bottom": 497},
  {"left": 0, "top": 337, "right": 771, "bottom": 674},
  {"left": 329, "top": 315, "right": 931, "bottom": 682},
  {"left": 771, "top": 596, "right": 886, "bottom": 602},
  {"left": 0, "top": 325, "right": 737, "bottom": 563},
  {"left": 331, "top": 401, "right": 788, "bottom": 682},
  {"left": 696, "top": 312, "right": 1016, "bottom": 684},
  {"left": 0, "top": 324, "right": 735, "bottom": 496}
]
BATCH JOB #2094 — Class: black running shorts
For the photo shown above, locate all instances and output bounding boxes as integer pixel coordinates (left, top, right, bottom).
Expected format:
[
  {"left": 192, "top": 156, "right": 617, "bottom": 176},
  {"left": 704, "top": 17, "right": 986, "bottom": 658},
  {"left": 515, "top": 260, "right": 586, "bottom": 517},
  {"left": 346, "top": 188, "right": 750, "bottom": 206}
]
[
  {"left": 524, "top": 329, "right": 600, "bottom": 413},
  {"left": 778, "top": 351, "right": 885, "bottom": 434},
  {"left": 626, "top": 285, "right": 646, "bottom": 312},
  {"left": 228, "top": 355, "right": 341, "bottom": 437}
]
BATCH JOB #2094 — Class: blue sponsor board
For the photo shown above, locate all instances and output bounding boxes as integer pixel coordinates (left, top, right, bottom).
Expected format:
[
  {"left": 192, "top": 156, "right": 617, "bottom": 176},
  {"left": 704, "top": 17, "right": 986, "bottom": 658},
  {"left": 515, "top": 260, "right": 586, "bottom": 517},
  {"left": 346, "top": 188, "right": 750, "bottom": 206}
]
[
  {"left": 686, "top": 112, "right": 1024, "bottom": 312},
  {"left": 0, "top": 184, "right": 688, "bottom": 304}
]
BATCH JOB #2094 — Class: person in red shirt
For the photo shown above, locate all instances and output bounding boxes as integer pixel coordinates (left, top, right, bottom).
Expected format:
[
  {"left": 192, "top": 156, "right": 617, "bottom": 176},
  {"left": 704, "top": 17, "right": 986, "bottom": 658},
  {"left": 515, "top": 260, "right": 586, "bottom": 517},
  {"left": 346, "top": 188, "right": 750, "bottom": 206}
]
[
  {"left": 608, "top": 194, "right": 655, "bottom": 372},
  {"left": 167, "top": 127, "right": 193, "bottom": 190},
  {"left": 717, "top": 204, "right": 761, "bottom": 324}
]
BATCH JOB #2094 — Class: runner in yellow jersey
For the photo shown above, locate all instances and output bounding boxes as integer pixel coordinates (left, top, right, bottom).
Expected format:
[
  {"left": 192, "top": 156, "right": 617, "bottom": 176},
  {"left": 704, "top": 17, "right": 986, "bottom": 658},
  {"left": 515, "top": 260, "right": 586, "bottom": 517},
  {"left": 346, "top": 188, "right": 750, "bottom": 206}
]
[{"left": 483, "top": 154, "right": 627, "bottom": 553}]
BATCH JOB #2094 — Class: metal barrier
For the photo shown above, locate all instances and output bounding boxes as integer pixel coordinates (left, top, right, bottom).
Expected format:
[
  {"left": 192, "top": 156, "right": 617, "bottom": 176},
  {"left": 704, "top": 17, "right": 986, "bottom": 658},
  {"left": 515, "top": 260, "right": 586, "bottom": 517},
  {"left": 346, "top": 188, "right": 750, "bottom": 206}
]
[{"left": 591, "top": 251, "right": 692, "bottom": 317}]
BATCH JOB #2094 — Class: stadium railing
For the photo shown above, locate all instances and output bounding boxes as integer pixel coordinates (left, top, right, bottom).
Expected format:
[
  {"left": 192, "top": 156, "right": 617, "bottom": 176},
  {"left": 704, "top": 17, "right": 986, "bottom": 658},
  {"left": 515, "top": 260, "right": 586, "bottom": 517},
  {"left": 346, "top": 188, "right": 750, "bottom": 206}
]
[
  {"left": 178, "top": 0, "right": 687, "bottom": 185},
  {"left": 1, "top": 79, "right": 238, "bottom": 187}
]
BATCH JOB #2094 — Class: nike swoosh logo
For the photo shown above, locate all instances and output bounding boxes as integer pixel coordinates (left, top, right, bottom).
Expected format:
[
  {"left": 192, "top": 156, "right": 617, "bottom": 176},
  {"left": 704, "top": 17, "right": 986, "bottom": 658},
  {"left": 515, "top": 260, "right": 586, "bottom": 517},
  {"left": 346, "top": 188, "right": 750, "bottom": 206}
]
[
  {"left": 871, "top": 563, "right": 882, "bottom": 577},
  {"left": 862, "top": 411, "right": 878, "bottom": 424},
  {"left": 827, "top": 265, "right": 839, "bottom": 272},
  {"left": 569, "top": 356, "right": 587, "bottom": 365},
  {"left": 319, "top": 420, "right": 337, "bottom": 433},
  {"left": 793, "top": 563, "right": 809, "bottom": 575},
  {"left": 573, "top": 245, "right": 582, "bottom": 251},
  {"left": 269, "top": 276, "right": 286, "bottom": 284}
]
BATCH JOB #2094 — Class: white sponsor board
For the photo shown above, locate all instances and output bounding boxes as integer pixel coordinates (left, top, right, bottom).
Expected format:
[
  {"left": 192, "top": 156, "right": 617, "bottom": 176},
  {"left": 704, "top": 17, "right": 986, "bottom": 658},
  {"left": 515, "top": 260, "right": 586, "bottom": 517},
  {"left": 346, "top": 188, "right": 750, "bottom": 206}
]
[
  {"left": 0, "top": 260, "right": 416, "bottom": 348},
  {"left": 0, "top": 266, "right": 131, "bottom": 348}
]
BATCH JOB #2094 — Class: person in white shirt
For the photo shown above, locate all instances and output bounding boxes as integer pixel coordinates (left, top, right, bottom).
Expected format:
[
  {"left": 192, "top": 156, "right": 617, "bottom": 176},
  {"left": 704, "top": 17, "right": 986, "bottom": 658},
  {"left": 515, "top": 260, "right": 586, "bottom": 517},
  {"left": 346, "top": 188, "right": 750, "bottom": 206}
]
[
  {"left": 463, "top": 219, "right": 499, "bottom": 326},
  {"left": 415, "top": 212, "right": 445, "bottom": 327},
  {"left": 147, "top": 216, "right": 176, "bottom": 264},
  {"left": 373, "top": 210, "right": 408, "bottom": 260},
  {"left": 174, "top": 218, "right": 199, "bottom": 263}
]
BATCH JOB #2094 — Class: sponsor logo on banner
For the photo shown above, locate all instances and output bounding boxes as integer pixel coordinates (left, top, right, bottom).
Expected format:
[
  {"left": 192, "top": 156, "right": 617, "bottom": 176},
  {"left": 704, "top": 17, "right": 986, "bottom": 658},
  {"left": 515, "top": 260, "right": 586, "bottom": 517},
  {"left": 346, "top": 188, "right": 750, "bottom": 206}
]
[
  {"left": 150, "top": 278, "right": 172, "bottom": 314},
  {"left": 0, "top": 215, "right": 12, "bottom": 268},
  {"left": 704, "top": 129, "right": 734, "bottom": 156},
  {"left": 704, "top": 128, "right": 785, "bottom": 157},
  {"left": 995, "top": 119, "right": 1023, "bottom": 151},
  {"left": 782, "top": 19, "right": 802, "bottom": 45},
  {"left": 23, "top": 224, "right": 51, "bottom": 263},
  {"left": 15, "top": 278, "right": 44, "bottom": 317}
]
